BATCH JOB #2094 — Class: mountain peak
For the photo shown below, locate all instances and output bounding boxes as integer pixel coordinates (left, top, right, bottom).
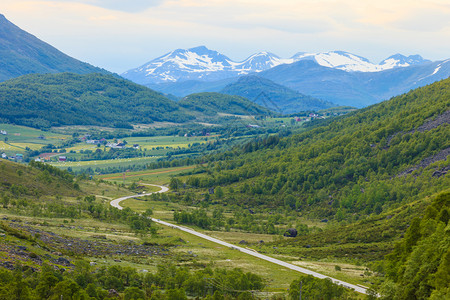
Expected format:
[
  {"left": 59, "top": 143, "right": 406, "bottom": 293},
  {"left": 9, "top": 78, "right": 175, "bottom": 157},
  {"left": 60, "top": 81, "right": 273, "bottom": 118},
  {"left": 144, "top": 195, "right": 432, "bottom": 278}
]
[
  {"left": 380, "top": 54, "right": 430, "bottom": 68},
  {"left": 122, "top": 47, "right": 438, "bottom": 85},
  {"left": 291, "top": 51, "right": 378, "bottom": 72},
  {"left": 188, "top": 45, "right": 210, "bottom": 52}
]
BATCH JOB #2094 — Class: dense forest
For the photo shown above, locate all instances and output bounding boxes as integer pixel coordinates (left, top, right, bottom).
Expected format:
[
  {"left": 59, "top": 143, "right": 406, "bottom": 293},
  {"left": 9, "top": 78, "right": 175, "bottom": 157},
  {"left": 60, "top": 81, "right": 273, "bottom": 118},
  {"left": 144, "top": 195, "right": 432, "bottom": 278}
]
[
  {"left": 378, "top": 191, "right": 449, "bottom": 299},
  {"left": 184, "top": 78, "right": 449, "bottom": 220},
  {"left": 0, "top": 73, "right": 194, "bottom": 129}
]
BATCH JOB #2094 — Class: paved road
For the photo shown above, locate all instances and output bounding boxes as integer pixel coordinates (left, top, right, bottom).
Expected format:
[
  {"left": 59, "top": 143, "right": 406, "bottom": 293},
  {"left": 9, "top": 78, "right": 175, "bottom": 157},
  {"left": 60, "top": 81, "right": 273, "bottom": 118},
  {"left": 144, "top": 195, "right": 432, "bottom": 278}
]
[
  {"left": 110, "top": 184, "right": 169, "bottom": 209},
  {"left": 110, "top": 184, "right": 369, "bottom": 295}
]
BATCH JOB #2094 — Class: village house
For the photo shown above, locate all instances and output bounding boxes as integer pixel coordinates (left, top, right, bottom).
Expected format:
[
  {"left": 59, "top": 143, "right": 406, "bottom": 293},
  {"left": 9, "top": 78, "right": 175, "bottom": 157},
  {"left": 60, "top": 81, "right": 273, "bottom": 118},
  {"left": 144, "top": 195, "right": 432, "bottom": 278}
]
[
  {"left": 106, "top": 142, "right": 125, "bottom": 149},
  {"left": 1, "top": 153, "right": 7, "bottom": 159},
  {"left": 86, "top": 139, "right": 100, "bottom": 144},
  {"left": 58, "top": 156, "right": 67, "bottom": 162},
  {"left": 0, "top": 130, "right": 7, "bottom": 135}
]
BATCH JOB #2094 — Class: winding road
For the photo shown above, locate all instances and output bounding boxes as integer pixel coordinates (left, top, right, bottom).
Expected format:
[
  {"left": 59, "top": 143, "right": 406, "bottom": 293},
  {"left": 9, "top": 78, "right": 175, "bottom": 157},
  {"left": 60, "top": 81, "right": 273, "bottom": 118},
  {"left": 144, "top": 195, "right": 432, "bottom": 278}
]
[{"left": 110, "top": 184, "right": 369, "bottom": 295}]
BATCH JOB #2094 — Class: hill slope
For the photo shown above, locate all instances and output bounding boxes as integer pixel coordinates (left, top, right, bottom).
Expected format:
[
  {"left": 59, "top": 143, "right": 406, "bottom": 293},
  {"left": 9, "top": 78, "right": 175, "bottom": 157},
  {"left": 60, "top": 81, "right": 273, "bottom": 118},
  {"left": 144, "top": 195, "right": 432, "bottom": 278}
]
[
  {"left": 220, "top": 75, "right": 336, "bottom": 114},
  {"left": 0, "top": 73, "right": 194, "bottom": 128},
  {"left": 0, "top": 159, "right": 80, "bottom": 198},
  {"left": 178, "top": 92, "right": 275, "bottom": 117},
  {"left": 188, "top": 77, "right": 450, "bottom": 219},
  {"left": 0, "top": 14, "right": 108, "bottom": 81}
]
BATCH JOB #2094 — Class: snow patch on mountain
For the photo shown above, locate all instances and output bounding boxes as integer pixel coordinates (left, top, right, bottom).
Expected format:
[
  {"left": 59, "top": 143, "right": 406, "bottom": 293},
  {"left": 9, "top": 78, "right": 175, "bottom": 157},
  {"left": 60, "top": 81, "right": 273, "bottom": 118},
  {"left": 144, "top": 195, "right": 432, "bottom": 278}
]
[
  {"left": 291, "top": 51, "right": 383, "bottom": 72},
  {"left": 122, "top": 46, "right": 433, "bottom": 84},
  {"left": 231, "top": 52, "right": 294, "bottom": 73},
  {"left": 379, "top": 54, "right": 430, "bottom": 70}
]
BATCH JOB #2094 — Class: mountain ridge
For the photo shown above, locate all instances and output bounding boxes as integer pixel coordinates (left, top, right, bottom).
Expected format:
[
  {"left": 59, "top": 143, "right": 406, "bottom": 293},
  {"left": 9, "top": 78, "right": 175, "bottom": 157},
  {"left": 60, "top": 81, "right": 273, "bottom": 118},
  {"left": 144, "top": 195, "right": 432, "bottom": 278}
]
[
  {"left": 220, "top": 75, "right": 336, "bottom": 114},
  {"left": 0, "top": 14, "right": 109, "bottom": 81},
  {"left": 122, "top": 45, "right": 432, "bottom": 85}
]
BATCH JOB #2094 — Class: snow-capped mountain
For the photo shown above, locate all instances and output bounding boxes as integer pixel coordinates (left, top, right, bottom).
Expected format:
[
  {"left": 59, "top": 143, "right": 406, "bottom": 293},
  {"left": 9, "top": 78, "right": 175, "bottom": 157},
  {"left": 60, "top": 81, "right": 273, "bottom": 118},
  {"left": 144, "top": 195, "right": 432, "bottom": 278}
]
[
  {"left": 232, "top": 52, "right": 293, "bottom": 73},
  {"left": 122, "top": 46, "right": 234, "bottom": 84},
  {"left": 291, "top": 51, "right": 382, "bottom": 72},
  {"left": 291, "top": 51, "right": 430, "bottom": 72},
  {"left": 379, "top": 54, "right": 431, "bottom": 69},
  {"left": 122, "top": 46, "right": 433, "bottom": 85},
  {"left": 122, "top": 46, "right": 294, "bottom": 84}
]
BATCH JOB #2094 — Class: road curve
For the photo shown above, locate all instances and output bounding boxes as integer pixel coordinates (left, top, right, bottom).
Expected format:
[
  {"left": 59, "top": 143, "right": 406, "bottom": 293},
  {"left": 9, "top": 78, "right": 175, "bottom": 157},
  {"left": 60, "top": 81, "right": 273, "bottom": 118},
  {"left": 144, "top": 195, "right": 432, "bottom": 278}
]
[
  {"left": 110, "top": 184, "right": 169, "bottom": 210},
  {"left": 110, "top": 185, "right": 368, "bottom": 295}
]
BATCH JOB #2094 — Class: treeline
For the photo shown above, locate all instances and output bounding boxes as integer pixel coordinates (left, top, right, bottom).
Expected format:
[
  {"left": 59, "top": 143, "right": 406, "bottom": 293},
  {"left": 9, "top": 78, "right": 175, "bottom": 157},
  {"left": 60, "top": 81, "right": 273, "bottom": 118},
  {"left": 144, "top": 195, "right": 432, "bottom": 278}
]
[
  {"left": 154, "top": 191, "right": 310, "bottom": 235},
  {"left": 0, "top": 262, "right": 266, "bottom": 299},
  {"left": 2, "top": 193, "right": 154, "bottom": 234},
  {"left": 28, "top": 160, "right": 74, "bottom": 184}
]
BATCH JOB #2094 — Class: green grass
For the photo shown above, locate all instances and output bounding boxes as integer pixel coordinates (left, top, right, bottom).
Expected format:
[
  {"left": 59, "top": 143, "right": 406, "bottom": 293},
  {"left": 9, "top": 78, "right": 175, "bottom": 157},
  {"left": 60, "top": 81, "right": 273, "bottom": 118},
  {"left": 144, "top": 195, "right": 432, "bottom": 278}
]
[
  {"left": 125, "top": 135, "right": 212, "bottom": 150},
  {"left": 49, "top": 156, "right": 161, "bottom": 172},
  {"left": 0, "top": 123, "right": 71, "bottom": 155},
  {"left": 116, "top": 193, "right": 373, "bottom": 290},
  {"left": 96, "top": 165, "right": 197, "bottom": 185}
]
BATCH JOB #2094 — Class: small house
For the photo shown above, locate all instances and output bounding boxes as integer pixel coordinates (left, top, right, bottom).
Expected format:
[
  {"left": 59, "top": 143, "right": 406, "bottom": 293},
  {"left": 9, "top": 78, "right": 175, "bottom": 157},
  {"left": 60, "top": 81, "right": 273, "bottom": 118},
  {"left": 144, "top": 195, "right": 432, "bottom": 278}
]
[
  {"left": 15, "top": 154, "right": 23, "bottom": 161},
  {"left": 0, "top": 130, "right": 7, "bottom": 135},
  {"left": 58, "top": 156, "right": 67, "bottom": 162},
  {"left": 1, "top": 153, "right": 7, "bottom": 159}
]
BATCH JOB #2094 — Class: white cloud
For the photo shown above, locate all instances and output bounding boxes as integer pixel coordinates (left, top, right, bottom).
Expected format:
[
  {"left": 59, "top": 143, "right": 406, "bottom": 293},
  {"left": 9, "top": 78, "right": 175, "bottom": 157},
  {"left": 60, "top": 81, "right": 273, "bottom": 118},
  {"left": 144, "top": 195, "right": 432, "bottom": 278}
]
[{"left": 1, "top": 0, "right": 449, "bottom": 72}]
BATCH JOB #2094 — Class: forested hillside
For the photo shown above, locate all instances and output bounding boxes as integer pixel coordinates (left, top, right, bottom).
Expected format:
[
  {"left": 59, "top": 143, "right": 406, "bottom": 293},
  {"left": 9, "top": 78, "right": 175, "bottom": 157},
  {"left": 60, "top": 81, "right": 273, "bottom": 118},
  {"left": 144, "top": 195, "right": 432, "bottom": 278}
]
[
  {"left": 0, "top": 159, "right": 80, "bottom": 198},
  {"left": 0, "top": 14, "right": 108, "bottom": 81},
  {"left": 0, "top": 73, "right": 194, "bottom": 129},
  {"left": 379, "top": 191, "right": 449, "bottom": 299},
  {"left": 172, "top": 76, "right": 450, "bottom": 299},
  {"left": 178, "top": 92, "right": 274, "bottom": 116},
  {"left": 187, "top": 78, "right": 450, "bottom": 220}
]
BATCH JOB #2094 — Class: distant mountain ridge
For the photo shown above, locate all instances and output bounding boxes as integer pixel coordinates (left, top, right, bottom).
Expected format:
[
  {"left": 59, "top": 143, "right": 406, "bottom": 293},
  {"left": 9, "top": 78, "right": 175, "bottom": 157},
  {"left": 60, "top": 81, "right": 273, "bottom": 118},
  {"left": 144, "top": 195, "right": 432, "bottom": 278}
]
[
  {"left": 122, "top": 46, "right": 431, "bottom": 85},
  {"left": 220, "top": 75, "right": 335, "bottom": 114},
  {"left": 139, "top": 54, "right": 450, "bottom": 108},
  {"left": 258, "top": 59, "right": 450, "bottom": 107},
  {"left": 0, "top": 14, "right": 109, "bottom": 81}
]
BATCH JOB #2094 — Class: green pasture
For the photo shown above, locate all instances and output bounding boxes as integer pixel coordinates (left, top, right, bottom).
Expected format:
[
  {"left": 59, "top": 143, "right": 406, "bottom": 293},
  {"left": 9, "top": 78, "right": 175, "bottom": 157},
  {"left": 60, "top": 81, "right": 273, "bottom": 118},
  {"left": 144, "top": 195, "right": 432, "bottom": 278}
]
[
  {"left": 0, "top": 123, "right": 70, "bottom": 153},
  {"left": 125, "top": 135, "right": 212, "bottom": 149},
  {"left": 49, "top": 156, "right": 161, "bottom": 172},
  {"left": 96, "top": 165, "right": 197, "bottom": 185}
]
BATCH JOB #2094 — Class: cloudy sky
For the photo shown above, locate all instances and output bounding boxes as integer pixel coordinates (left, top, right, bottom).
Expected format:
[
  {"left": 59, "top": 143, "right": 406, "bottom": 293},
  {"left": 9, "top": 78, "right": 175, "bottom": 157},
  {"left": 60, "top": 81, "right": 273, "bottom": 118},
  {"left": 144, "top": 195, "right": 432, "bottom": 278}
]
[{"left": 3, "top": 0, "right": 450, "bottom": 73}]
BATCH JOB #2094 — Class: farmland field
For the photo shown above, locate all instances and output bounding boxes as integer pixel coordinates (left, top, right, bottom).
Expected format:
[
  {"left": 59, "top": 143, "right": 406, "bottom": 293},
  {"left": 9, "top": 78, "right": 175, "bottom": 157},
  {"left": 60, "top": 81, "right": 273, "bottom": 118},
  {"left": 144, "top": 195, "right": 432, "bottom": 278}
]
[
  {"left": 0, "top": 123, "right": 70, "bottom": 154},
  {"left": 49, "top": 156, "right": 161, "bottom": 172},
  {"left": 97, "top": 165, "right": 197, "bottom": 185},
  {"left": 125, "top": 135, "right": 213, "bottom": 149}
]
